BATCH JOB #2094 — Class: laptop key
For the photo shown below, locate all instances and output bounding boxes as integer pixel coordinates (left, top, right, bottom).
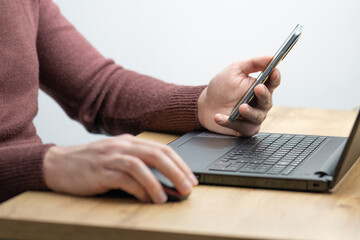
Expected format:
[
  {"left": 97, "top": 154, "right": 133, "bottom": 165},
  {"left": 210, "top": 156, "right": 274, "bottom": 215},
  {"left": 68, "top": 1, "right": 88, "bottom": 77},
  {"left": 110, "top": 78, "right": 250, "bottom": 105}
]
[
  {"left": 215, "top": 161, "right": 231, "bottom": 166},
  {"left": 220, "top": 157, "right": 231, "bottom": 162},
  {"left": 235, "top": 157, "right": 249, "bottom": 162},
  {"left": 267, "top": 165, "right": 287, "bottom": 175},
  {"left": 282, "top": 165, "right": 297, "bottom": 175},
  {"left": 250, "top": 159, "right": 265, "bottom": 164},
  {"left": 290, "top": 160, "right": 303, "bottom": 166},
  {"left": 239, "top": 163, "right": 260, "bottom": 173},
  {"left": 253, "top": 164, "right": 272, "bottom": 173},
  {"left": 263, "top": 159, "right": 279, "bottom": 165},
  {"left": 209, "top": 159, "right": 233, "bottom": 170},
  {"left": 209, "top": 165, "right": 227, "bottom": 171},
  {"left": 277, "top": 159, "right": 292, "bottom": 166},
  {"left": 224, "top": 163, "right": 246, "bottom": 172}
]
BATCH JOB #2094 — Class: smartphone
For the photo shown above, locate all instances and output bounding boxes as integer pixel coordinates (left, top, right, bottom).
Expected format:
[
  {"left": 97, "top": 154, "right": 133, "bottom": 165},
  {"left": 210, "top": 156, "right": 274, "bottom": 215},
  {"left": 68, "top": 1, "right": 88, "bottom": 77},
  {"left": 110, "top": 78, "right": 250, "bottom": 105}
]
[{"left": 228, "top": 24, "right": 303, "bottom": 123}]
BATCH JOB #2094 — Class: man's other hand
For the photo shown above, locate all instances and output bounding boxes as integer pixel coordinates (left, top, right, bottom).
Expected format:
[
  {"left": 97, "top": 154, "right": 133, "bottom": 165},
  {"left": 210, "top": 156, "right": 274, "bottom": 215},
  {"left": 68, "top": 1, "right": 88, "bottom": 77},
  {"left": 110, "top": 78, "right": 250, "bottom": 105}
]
[{"left": 197, "top": 56, "right": 281, "bottom": 136}]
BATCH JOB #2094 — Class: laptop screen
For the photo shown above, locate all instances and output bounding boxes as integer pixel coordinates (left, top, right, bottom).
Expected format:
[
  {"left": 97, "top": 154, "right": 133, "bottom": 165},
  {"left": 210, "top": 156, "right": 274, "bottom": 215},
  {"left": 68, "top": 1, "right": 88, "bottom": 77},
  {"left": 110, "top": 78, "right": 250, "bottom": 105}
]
[{"left": 331, "top": 110, "right": 360, "bottom": 188}]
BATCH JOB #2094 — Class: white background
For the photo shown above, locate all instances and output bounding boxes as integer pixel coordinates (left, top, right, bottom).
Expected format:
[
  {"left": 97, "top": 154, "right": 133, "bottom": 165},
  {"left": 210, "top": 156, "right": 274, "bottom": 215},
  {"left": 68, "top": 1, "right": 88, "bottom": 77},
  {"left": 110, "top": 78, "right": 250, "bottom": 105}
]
[{"left": 34, "top": 0, "right": 360, "bottom": 145}]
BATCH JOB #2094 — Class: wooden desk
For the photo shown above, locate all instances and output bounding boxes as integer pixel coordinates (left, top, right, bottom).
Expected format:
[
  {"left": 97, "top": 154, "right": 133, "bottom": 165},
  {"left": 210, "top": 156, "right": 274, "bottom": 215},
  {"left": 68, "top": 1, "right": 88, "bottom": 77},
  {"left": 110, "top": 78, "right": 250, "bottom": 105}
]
[{"left": 0, "top": 107, "right": 359, "bottom": 240}]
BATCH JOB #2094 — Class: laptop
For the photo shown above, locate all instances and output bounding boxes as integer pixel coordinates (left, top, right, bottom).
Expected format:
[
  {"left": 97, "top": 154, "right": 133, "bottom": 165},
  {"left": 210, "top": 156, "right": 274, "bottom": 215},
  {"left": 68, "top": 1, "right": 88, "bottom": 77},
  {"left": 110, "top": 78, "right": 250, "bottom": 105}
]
[{"left": 154, "top": 109, "right": 360, "bottom": 192}]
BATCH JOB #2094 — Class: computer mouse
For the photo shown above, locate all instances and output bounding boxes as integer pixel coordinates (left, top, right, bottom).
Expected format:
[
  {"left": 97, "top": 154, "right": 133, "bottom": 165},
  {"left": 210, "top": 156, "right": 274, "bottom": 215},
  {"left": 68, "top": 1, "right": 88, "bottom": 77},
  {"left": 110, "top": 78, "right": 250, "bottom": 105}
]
[{"left": 151, "top": 168, "right": 190, "bottom": 202}]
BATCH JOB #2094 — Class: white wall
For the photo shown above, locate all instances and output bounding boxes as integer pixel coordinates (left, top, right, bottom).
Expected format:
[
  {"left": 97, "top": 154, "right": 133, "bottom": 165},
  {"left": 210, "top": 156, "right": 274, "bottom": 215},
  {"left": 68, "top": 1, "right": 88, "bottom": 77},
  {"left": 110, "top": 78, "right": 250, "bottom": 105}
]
[{"left": 34, "top": 0, "right": 360, "bottom": 145}]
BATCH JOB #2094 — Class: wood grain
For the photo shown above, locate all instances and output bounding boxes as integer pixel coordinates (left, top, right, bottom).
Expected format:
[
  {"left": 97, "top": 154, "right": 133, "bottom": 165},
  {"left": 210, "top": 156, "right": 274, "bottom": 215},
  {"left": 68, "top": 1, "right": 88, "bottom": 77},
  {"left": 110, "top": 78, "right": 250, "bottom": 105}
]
[{"left": 0, "top": 107, "right": 359, "bottom": 240}]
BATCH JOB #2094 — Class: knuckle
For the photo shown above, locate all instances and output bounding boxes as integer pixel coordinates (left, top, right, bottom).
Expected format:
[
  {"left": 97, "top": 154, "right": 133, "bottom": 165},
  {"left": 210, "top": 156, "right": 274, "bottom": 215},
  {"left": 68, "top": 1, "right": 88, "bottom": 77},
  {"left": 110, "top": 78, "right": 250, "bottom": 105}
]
[
  {"left": 104, "top": 142, "right": 120, "bottom": 151},
  {"left": 254, "top": 113, "right": 262, "bottom": 122},
  {"left": 119, "top": 134, "right": 134, "bottom": 141},
  {"left": 148, "top": 148, "right": 163, "bottom": 159},
  {"left": 261, "top": 89, "right": 270, "bottom": 101},
  {"left": 122, "top": 157, "right": 140, "bottom": 171},
  {"left": 270, "top": 78, "right": 280, "bottom": 90},
  {"left": 161, "top": 145, "right": 173, "bottom": 155},
  {"left": 257, "top": 112, "right": 265, "bottom": 123},
  {"left": 260, "top": 91, "right": 272, "bottom": 108},
  {"left": 102, "top": 140, "right": 127, "bottom": 152}
]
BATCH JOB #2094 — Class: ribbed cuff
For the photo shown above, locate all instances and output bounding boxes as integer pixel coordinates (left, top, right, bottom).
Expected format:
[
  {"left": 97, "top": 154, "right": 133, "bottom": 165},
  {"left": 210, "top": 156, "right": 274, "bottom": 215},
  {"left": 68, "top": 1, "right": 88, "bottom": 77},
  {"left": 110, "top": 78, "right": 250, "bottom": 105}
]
[
  {"left": 164, "top": 85, "right": 207, "bottom": 133},
  {"left": 0, "top": 143, "right": 54, "bottom": 202}
]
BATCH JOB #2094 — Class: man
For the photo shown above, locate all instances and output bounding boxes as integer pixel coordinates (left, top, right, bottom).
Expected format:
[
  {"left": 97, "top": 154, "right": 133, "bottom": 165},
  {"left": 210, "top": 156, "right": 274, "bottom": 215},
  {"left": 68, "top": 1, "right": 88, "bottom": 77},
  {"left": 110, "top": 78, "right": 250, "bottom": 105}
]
[{"left": 0, "top": 0, "right": 280, "bottom": 203}]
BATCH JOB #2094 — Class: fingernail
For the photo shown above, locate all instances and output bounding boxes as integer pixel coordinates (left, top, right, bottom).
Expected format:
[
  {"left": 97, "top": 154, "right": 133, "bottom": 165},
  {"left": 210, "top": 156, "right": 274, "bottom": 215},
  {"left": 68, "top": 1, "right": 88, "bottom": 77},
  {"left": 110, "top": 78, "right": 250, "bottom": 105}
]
[
  {"left": 215, "top": 114, "right": 223, "bottom": 123},
  {"left": 189, "top": 173, "right": 199, "bottom": 186},
  {"left": 262, "top": 86, "right": 266, "bottom": 95},
  {"left": 181, "top": 179, "right": 192, "bottom": 194},
  {"left": 155, "top": 191, "right": 167, "bottom": 204}
]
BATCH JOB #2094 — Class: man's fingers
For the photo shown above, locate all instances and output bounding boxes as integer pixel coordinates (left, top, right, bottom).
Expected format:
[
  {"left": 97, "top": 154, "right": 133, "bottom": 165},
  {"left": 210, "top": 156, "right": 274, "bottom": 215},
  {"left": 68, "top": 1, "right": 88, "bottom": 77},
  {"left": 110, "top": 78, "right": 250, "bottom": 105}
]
[
  {"left": 104, "top": 170, "right": 151, "bottom": 203},
  {"left": 121, "top": 145, "right": 193, "bottom": 196},
  {"left": 213, "top": 114, "right": 241, "bottom": 136},
  {"left": 254, "top": 84, "right": 273, "bottom": 111},
  {"left": 237, "top": 56, "right": 273, "bottom": 74},
  {"left": 238, "top": 104, "right": 267, "bottom": 124},
  {"left": 266, "top": 68, "right": 281, "bottom": 94},
  {"left": 214, "top": 113, "right": 261, "bottom": 137},
  {"left": 104, "top": 155, "right": 167, "bottom": 204},
  {"left": 126, "top": 137, "right": 198, "bottom": 186}
]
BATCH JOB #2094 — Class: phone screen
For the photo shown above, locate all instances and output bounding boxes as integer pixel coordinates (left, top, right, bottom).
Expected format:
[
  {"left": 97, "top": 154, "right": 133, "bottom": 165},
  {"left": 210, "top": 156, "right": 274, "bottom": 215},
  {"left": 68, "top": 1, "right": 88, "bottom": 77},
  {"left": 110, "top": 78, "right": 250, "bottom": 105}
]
[{"left": 228, "top": 24, "right": 303, "bottom": 123}]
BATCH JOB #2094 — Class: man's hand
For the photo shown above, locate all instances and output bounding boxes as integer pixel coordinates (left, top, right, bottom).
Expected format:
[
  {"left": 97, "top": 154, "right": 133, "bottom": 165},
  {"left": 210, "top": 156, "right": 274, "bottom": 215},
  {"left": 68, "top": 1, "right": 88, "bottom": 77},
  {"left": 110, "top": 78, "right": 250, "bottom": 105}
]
[
  {"left": 197, "top": 56, "right": 281, "bottom": 136},
  {"left": 43, "top": 134, "right": 198, "bottom": 204}
]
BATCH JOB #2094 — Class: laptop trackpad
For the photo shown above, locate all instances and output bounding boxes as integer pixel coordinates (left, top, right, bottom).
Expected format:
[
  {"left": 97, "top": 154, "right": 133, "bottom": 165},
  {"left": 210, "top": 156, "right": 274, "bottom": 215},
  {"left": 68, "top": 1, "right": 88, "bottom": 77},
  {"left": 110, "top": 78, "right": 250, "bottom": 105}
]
[{"left": 178, "top": 132, "right": 237, "bottom": 150}]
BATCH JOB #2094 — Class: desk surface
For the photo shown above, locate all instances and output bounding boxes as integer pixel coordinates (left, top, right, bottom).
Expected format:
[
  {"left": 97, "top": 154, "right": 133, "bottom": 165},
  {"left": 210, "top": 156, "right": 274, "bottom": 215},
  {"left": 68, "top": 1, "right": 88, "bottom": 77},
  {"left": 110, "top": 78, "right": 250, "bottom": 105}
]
[{"left": 0, "top": 107, "right": 359, "bottom": 240}]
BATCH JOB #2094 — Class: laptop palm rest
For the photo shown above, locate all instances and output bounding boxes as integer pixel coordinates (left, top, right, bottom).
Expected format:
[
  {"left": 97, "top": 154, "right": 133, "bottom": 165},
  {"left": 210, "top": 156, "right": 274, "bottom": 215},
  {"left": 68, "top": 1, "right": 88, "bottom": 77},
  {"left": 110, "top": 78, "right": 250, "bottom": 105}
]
[
  {"left": 178, "top": 136, "right": 237, "bottom": 150},
  {"left": 175, "top": 132, "right": 239, "bottom": 171},
  {"left": 315, "top": 142, "right": 346, "bottom": 177}
]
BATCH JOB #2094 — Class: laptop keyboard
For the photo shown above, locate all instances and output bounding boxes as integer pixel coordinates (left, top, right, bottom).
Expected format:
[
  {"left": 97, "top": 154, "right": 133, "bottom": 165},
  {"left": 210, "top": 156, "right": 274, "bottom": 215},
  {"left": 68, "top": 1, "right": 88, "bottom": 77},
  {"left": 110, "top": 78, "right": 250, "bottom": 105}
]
[{"left": 209, "top": 133, "right": 327, "bottom": 175}]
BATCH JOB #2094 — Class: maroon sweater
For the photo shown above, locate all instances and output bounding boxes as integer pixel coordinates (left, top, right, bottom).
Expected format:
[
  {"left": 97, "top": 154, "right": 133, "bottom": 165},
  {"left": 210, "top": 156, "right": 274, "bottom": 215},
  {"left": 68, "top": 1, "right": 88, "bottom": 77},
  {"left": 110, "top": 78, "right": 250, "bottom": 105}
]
[{"left": 0, "top": 0, "right": 205, "bottom": 202}]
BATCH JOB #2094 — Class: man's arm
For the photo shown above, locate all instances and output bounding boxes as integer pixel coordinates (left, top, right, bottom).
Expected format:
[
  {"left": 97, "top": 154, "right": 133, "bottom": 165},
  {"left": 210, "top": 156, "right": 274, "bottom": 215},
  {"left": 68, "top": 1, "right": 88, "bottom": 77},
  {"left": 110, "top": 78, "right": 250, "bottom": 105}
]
[{"left": 37, "top": 0, "right": 205, "bottom": 135}]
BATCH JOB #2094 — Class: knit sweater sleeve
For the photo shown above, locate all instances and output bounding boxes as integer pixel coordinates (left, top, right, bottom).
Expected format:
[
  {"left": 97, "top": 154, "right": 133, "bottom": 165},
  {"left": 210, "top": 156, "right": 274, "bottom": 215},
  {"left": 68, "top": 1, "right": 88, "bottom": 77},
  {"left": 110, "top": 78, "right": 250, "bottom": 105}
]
[
  {"left": 0, "top": 144, "right": 53, "bottom": 202},
  {"left": 37, "top": 0, "right": 206, "bottom": 135}
]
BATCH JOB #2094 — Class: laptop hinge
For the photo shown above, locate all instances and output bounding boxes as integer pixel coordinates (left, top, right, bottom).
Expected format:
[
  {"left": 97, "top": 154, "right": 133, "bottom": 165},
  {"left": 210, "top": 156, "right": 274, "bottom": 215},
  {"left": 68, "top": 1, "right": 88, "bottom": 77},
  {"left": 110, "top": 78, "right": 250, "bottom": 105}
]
[{"left": 314, "top": 172, "right": 333, "bottom": 182}]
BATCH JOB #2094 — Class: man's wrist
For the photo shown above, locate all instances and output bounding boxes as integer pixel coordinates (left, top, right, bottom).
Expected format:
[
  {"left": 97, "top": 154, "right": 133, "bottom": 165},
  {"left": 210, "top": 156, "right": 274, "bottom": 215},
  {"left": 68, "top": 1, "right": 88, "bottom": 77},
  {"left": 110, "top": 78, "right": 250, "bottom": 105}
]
[{"left": 197, "top": 86, "right": 208, "bottom": 129}]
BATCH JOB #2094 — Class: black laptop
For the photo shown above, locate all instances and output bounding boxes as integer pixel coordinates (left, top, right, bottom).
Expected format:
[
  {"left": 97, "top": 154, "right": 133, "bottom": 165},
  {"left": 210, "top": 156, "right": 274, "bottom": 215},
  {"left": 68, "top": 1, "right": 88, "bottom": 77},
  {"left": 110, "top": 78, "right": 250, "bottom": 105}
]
[{"left": 155, "top": 109, "right": 360, "bottom": 192}]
